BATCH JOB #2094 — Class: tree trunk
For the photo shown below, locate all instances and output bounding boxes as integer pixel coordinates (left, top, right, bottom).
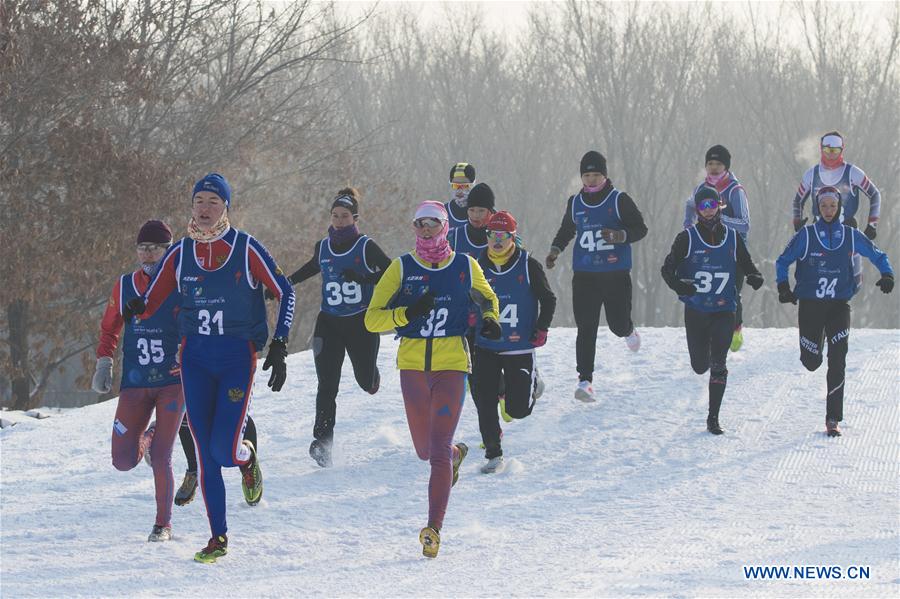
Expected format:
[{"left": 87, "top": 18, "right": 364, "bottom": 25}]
[{"left": 8, "top": 299, "right": 35, "bottom": 411}]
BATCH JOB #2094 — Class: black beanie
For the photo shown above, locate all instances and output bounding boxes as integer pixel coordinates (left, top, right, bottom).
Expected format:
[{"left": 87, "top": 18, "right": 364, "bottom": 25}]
[
  {"left": 449, "top": 162, "right": 476, "bottom": 182},
  {"left": 466, "top": 183, "right": 495, "bottom": 211},
  {"left": 580, "top": 151, "right": 607, "bottom": 176},
  {"left": 705, "top": 145, "right": 731, "bottom": 170}
]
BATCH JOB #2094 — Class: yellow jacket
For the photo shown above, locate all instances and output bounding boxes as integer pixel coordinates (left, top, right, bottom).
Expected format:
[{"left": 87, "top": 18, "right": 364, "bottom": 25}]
[{"left": 365, "top": 251, "right": 499, "bottom": 372}]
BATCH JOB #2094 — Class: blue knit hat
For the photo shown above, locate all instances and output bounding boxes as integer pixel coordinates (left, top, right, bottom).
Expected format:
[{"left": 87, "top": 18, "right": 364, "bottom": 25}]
[{"left": 192, "top": 173, "right": 231, "bottom": 207}]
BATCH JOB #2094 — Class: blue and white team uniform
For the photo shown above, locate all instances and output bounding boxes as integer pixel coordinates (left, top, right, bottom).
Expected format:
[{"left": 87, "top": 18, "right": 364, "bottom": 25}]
[
  {"left": 776, "top": 219, "right": 893, "bottom": 427},
  {"left": 142, "top": 227, "right": 294, "bottom": 539}
]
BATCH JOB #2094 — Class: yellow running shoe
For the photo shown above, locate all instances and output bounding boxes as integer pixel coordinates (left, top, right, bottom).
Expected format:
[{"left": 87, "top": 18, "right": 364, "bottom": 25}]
[
  {"left": 419, "top": 526, "right": 440, "bottom": 558},
  {"left": 730, "top": 327, "right": 743, "bottom": 352},
  {"left": 194, "top": 534, "right": 228, "bottom": 563},
  {"left": 499, "top": 395, "right": 513, "bottom": 423}
]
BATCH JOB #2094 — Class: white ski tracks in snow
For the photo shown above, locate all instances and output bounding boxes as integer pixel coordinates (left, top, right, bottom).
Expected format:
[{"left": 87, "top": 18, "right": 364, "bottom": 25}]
[{"left": 1, "top": 328, "right": 897, "bottom": 597}]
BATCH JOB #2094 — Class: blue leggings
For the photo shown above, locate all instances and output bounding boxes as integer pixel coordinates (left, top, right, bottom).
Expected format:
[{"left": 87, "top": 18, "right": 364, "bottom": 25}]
[{"left": 181, "top": 335, "right": 256, "bottom": 536}]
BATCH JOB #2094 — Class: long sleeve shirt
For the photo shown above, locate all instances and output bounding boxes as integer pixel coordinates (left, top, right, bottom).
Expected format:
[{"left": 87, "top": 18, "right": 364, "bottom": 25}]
[
  {"left": 683, "top": 172, "right": 750, "bottom": 240},
  {"left": 550, "top": 179, "right": 648, "bottom": 253},
  {"left": 141, "top": 227, "right": 295, "bottom": 340},
  {"left": 792, "top": 162, "right": 881, "bottom": 228},
  {"left": 660, "top": 224, "right": 761, "bottom": 292},
  {"left": 286, "top": 236, "right": 392, "bottom": 287},
  {"left": 775, "top": 220, "right": 893, "bottom": 284},
  {"left": 96, "top": 269, "right": 151, "bottom": 359},
  {"left": 364, "top": 251, "right": 499, "bottom": 372}
]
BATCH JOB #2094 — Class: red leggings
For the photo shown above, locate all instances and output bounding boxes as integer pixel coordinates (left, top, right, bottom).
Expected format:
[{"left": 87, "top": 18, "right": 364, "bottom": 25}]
[
  {"left": 399, "top": 370, "right": 466, "bottom": 530},
  {"left": 111, "top": 384, "right": 184, "bottom": 527}
]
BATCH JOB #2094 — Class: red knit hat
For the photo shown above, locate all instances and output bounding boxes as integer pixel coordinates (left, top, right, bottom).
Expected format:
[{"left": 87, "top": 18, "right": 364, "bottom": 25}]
[
  {"left": 486, "top": 210, "right": 517, "bottom": 233},
  {"left": 137, "top": 220, "right": 173, "bottom": 244}
]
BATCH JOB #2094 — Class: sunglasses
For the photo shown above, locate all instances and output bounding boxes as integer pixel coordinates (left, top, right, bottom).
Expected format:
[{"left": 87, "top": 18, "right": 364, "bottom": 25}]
[
  {"left": 450, "top": 182, "right": 471, "bottom": 190},
  {"left": 137, "top": 242, "right": 169, "bottom": 252},
  {"left": 696, "top": 199, "right": 719, "bottom": 211},
  {"left": 822, "top": 146, "right": 842, "bottom": 156},
  {"left": 413, "top": 217, "right": 443, "bottom": 229},
  {"left": 487, "top": 231, "right": 513, "bottom": 242}
]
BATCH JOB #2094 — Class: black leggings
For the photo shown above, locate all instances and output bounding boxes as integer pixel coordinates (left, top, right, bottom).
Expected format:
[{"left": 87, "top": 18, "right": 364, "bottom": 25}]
[
  {"left": 572, "top": 271, "right": 634, "bottom": 382},
  {"left": 684, "top": 306, "right": 734, "bottom": 419},
  {"left": 179, "top": 413, "right": 256, "bottom": 474},
  {"left": 471, "top": 346, "right": 536, "bottom": 459},
  {"left": 312, "top": 311, "right": 380, "bottom": 442},
  {"left": 798, "top": 300, "right": 850, "bottom": 421}
]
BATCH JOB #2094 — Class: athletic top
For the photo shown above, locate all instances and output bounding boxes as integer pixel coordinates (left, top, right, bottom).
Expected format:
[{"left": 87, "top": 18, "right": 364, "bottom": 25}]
[
  {"left": 476, "top": 251, "right": 538, "bottom": 351},
  {"left": 319, "top": 235, "right": 375, "bottom": 316},
  {"left": 776, "top": 221, "right": 893, "bottom": 300},
  {"left": 793, "top": 162, "right": 881, "bottom": 227},
  {"left": 142, "top": 227, "right": 294, "bottom": 346},
  {"left": 364, "top": 251, "right": 498, "bottom": 372},
  {"left": 677, "top": 226, "right": 738, "bottom": 313}
]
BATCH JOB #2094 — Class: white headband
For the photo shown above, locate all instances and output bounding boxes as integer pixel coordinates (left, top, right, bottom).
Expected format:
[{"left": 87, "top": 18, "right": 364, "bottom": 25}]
[{"left": 822, "top": 134, "right": 843, "bottom": 149}]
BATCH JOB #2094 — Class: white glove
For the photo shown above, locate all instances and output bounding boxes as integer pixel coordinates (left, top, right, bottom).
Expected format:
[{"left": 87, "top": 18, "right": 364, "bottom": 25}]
[{"left": 92, "top": 357, "right": 113, "bottom": 393}]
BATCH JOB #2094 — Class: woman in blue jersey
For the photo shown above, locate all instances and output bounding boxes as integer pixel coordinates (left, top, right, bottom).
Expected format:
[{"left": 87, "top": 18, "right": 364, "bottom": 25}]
[
  {"left": 124, "top": 173, "right": 295, "bottom": 563},
  {"left": 365, "top": 200, "right": 499, "bottom": 558},
  {"left": 92, "top": 220, "right": 183, "bottom": 542},
  {"left": 472, "top": 211, "right": 556, "bottom": 473},
  {"left": 274, "top": 188, "right": 391, "bottom": 467},
  {"left": 776, "top": 186, "right": 893, "bottom": 437},
  {"left": 661, "top": 186, "right": 764, "bottom": 435},
  {"left": 546, "top": 151, "right": 648, "bottom": 402}
]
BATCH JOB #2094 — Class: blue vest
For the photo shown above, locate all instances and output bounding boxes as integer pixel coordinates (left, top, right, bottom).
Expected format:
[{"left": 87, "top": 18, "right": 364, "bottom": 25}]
[
  {"left": 476, "top": 251, "right": 537, "bottom": 352},
  {"left": 392, "top": 252, "right": 473, "bottom": 339},
  {"left": 444, "top": 201, "right": 469, "bottom": 232},
  {"left": 794, "top": 224, "right": 857, "bottom": 300},
  {"left": 178, "top": 232, "right": 268, "bottom": 349},
  {"left": 677, "top": 226, "right": 738, "bottom": 313},
  {"left": 120, "top": 273, "right": 182, "bottom": 389},
  {"left": 319, "top": 236, "right": 374, "bottom": 316},
  {"left": 811, "top": 164, "right": 860, "bottom": 222},
  {"left": 571, "top": 190, "right": 632, "bottom": 272},
  {"left": 451, "top": 225, "right": 487, "bottom": 259}
]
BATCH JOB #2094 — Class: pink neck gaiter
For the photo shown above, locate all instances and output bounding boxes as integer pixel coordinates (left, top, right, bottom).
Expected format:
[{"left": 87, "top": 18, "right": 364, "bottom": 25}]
[
  {"left": 821, "top": 151, "right": 845, "bottom": 170},
  {"left": 706, "top": 171, "right": 728, "bottom": 187},
  {"left": 415, "top": 220, "right": 451, "bottom": 264}
]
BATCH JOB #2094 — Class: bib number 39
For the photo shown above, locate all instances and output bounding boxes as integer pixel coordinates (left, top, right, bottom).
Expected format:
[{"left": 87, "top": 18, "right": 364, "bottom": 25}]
[
  {"left": 198, "top": 309, "right": 224, "bottom": 335},
  {"left": 420, "top": 308, "right": 449, "bottom": 337}
]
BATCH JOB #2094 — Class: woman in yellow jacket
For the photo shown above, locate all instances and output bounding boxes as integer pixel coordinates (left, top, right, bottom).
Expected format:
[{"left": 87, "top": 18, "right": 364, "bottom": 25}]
[{"left": 366, "top": 200, "right": 499, "bottom": 558}]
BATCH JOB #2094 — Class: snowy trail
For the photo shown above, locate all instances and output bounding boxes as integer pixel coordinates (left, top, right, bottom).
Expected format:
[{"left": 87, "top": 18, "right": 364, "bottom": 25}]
[{"left": 1, "top": 328, "right": 898, "bottom": 597}]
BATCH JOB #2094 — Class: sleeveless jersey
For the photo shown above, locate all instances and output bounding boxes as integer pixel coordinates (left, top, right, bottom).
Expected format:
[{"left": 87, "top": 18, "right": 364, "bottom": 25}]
[
  {"left": 476, "top": 251, "right": 537, "bottom": 352},
  {"left": 794, "top": 224, "right": 857, "bottom": 300},
  {"left": 571, "top": 190, "right": 632, "bottom": 272},
  {"left": 318, "top": 235, "right": 374, "bottom": 316},
  {"left": 811, "top": 164, "right": 860, "bottom": 222},
  {"left": 392, "top": 252, "right": 473, "bottom": 339},
  {"left": 444, "top": 201, "right": 469, "bottom": 231},
  {"left": 451, "top": 225, "right": 487, "bottom": 259},
  {"left": 677, "top": 226, "right": 738, "bottom": 313},
  {"left": 120, "top": 273, "right": 181, "bottom": 389},
  {"left": 178, "top": 231, "right": 269, "bottom": 349}
]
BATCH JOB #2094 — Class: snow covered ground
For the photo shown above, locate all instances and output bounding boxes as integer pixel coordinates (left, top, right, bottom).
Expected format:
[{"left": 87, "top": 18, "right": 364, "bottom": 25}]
[{"left": 1, "top": 327, "right": 898, "bottom": 597}]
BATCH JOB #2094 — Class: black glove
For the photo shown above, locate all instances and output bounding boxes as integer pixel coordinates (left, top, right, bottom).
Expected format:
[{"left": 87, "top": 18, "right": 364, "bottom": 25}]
[
  {"left": 122, "top": 297, "right": 146, "bottom": 321},
  {"left": 844, "top": 216, "right": 858, "bottom": 229},
  {"left": 672, "top": 279, "right": 696, "bottom": 296},
  {"left": 264, "top": 288, "right": 276, "bottom": 301},
  {"left": 480, "top": 318, "right": 501, "bottom": 340},
  {"left": 262, "top": 338, "right": 288, "bottom": 392},
  {"left": 777, "top": 281, "right": 796, "bottom": 304},
  {"left": 793, "top": 218, "right": 808, "bottom": 232},
  {"left": 864, "top": 224, "right": 877, "bottom": 240},
  {"left": 342, "top": 268, "right": 365, "bottom": 284},
  {"left": 405, "top": 292, "right": 435, "bottom": 321},
  {"left": 876, "top": 274, "right": 894, "bottom": 294},
  {"left": 746, "top": 272, "right": 764, "bottom": 290}
]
